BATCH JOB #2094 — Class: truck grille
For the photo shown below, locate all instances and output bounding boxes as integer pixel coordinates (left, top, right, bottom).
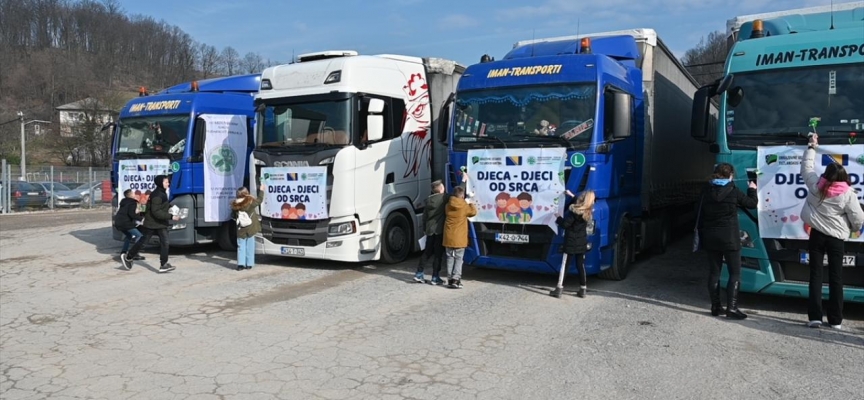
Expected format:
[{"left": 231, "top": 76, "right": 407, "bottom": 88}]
[
  {"left": 262, "top": 217, "right": 329, "bottom": 247},
  {"left": 474, "top": 222, "right": 555, "bottom": 261}
]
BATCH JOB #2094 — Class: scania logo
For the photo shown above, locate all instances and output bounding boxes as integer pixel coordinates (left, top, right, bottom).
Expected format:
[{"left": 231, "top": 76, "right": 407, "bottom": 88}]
[{"left": 273, "top": 160, "right": 310, "bottom": 167}]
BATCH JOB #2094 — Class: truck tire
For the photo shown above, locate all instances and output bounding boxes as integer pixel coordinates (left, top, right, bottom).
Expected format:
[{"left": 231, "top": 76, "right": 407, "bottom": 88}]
[
  {"left": 654, "top": 216, "right": 671, "bottom": 255},
  {"left": 381, "top": 211, "right": 411, "bottom": 264},
  {"left": 600, "top": 218, "right": 631, "bottom": 281},
  {"left": 217, "top": 221, "right": 237, "bottom": 251}
]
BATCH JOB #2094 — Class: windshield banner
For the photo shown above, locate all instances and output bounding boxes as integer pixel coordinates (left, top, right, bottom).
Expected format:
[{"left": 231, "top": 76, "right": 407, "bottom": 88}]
[
  {"left": 757, "top": 145, "right": 864, "bottom": 241},
  {"left": 117, "top": 159, "right": 170, "bottom": 210},
  {"left": 466, "top": 148, "right": 566, "bottom": 231},
  {"left": 202, "top": 114, "right": 249, "bottom": 222},
  {"left": 260, "top": 166, "right": 328, "bottom": 220}
]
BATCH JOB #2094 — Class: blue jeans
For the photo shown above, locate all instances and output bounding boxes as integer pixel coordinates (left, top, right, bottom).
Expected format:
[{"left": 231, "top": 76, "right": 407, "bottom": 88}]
[
  {"left": 237, "top": 236, "right": 256, "bottom": 267},
  {"left": 121, "top": 228, "right": 142, "bottom": 253}
]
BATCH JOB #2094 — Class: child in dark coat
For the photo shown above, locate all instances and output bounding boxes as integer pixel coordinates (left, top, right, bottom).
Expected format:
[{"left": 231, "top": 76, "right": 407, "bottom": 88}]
[
  {"left": 114, "top": 189, "right": 144, "bottom": 260},
  {"left": 550, "top": 190, "right": 595, "bottom": 298}
]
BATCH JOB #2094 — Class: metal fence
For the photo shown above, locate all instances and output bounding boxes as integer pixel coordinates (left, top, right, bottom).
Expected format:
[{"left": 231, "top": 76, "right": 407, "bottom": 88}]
[{"left": 0, "top": 160, "right": 112, "bottom": 214}]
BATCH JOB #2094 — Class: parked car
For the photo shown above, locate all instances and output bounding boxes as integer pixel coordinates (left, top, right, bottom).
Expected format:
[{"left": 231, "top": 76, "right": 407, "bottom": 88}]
[
  {"left": 73, "top": 181, "right": 103, "bottom": 204},
  {"left": 5, "top": 181, "right": 49, "bottom": 211},
  {"left": 33, "top": 182, "right": 83, "bottom": 208}
]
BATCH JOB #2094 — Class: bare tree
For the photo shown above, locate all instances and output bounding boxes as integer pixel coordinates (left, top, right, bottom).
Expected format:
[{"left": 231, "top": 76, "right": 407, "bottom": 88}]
[
  {"left": 221, "top": 46, "right": 240, "bottom": 76},
  {"left": 0, "top": 0, "right": 265, "bottom": 165},
  {"left": 681, "top": 31, "right": 727, "bottom": 87},
  {"left": 241, "top": 51, "right": 264, "bottom": 74},
  {"left": 198, "top": 43, "right": 220, "bottom": 78}
]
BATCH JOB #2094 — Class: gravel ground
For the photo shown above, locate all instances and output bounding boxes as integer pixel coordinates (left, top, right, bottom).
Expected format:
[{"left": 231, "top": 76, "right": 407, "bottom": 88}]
[{"left": 1, "top": 210, "right": 862, "bottom": 399}]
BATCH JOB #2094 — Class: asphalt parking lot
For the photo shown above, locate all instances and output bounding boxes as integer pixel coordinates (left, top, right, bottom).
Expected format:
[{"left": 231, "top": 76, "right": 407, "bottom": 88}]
[{"left": 1, "top": 209, "right": 862, "bottom": 400}]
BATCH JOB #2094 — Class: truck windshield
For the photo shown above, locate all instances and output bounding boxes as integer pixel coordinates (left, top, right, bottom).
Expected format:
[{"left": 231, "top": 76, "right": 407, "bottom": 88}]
[
  {"left": 453, "top": 84, "right": 596, "bottom": 146},
  {"left": 257, "top": 99, "right": 352, "bottom": 147},
  {"left": 728, "top": 64, "right": 864, "bottom": 137},
  {"left": 116, "top": 115, "right": 189, "bottom": 157}
]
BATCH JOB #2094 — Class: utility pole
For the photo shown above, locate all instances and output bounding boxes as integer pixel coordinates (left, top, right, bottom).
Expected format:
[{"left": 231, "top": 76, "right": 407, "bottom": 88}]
[
  {"left": 16, "top": 112, "right": 52, "bottom": 181},
  {"left": 17, "top": 111, "right": 25, "bottom": 180}
]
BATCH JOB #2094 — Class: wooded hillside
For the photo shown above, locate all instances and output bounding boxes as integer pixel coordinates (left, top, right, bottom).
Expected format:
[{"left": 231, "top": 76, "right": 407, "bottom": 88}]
[{"left": 0, "top": 0, "right": 275, "bottom": 166}]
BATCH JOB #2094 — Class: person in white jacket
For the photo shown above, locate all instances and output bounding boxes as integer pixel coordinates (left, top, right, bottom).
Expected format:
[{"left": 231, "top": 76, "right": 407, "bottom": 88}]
[{"left": 800, "top": 134, "right": 864, "bottom": 330}]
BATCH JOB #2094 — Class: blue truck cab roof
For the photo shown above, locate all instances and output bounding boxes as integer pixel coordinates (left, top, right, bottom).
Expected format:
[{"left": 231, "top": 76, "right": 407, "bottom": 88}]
[
  {"left": 120, "top": 74, "right": 261, "bottom": 118},
  {"left": 458, "top": 33, "right": 642, "bottom": 92}
]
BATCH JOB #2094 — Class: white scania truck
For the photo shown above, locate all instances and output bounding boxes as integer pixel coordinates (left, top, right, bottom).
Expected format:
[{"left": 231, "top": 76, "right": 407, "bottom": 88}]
[{"left": 252, "top": 51, "right": 464, "bottom": 263}]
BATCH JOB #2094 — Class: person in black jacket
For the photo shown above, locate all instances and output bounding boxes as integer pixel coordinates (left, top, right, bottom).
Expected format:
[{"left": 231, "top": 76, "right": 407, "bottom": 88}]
[
  {"left": 550, "top": 190, "right": 594, "bottom": 298},
  {"left": 121, "top": 175, "right": 179, "bottom": 272},
  {"left": 114, "top": 189, "right": 145, "bottom": 260},
  {"left": 414, "top": 180, "right": 449, "bottom": 285},
  {"left": 698, "top": 163, "right": 757, "bottom": 319}
]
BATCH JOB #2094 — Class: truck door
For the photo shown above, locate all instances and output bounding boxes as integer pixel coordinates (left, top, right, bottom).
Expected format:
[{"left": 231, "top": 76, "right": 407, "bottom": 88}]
[{"left": 354, "top": 96, "right": 405, "bottom": 221}]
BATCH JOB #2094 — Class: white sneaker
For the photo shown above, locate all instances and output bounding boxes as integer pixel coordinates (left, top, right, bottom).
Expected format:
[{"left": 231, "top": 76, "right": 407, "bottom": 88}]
[
  {"left": 827, "top": 324, "right": 842, "bottom": 330},
  {"left": 807, "top": 320, "right": 821, "bottom": 328}
]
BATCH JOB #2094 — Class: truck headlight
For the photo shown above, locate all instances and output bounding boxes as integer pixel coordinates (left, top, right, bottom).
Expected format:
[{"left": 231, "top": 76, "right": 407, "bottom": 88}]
[
  {"left": 178, "top": 207, "right": 189, "bottom": 219},
  {"left": 587, "top": 220, "right": 596, "bottom": 236},
  {"left": 740, "top": 230, "right": 755, "bottom": 248},
  {"left": 328, "top": 221, "right": 356, "bottom": 236},
  {"left": 171, "top": 223, "right": 187, "bottom": 230}
]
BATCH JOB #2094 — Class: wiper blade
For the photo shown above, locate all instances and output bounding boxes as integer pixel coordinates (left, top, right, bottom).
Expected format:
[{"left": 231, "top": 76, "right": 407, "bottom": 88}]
[
  {"left": 825, "top": 129, "right": 864, "bottom": 134},
  {"left": 512, "top": 134, "right": 573, "bottom": 147},
  {"left": 474, "top": 135, "right": 508, "bottom": 147}
]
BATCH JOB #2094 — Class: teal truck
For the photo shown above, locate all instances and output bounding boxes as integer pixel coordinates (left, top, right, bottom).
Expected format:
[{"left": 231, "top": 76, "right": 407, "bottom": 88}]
[{"left": 691, "top": 3, "right": 864, "bottom": 302}]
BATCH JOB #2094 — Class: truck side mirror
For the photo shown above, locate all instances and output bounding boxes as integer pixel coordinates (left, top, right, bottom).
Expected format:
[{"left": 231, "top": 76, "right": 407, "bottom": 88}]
[
  {"left": 438, "top": 93, "right": 455, "bottom": 143},
  {"left": 366, "top": 98, "right": 385, "bottom": 142},
  {"left": 611, "top": 92, "right": 632, "bottom": 140},
  {"left": 716, "top": 74, "right": 734, "bottom": 94},
  {"left": 690, "top": 86, "right": 718, "bottom": 143}
]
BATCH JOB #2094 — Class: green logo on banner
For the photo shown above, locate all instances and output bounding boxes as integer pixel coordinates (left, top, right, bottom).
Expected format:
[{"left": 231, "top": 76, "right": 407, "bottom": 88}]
[
  {"left": 170, "top": 161, "right": 180, "bottom": 173},
  {"left": 208, "top": 145, "right": 237, "bottom": 176},
  {"left": 570, "top": 152, "right": 586, "bottom": 168}
]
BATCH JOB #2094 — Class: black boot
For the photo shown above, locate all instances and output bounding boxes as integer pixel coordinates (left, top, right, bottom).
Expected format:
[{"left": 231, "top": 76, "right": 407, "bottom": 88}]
[
  {"left": 726, "top": 281, "right": 747, "bottom": 320},
  {"left": 549, "top": 287, "right": 563, "bottom": 298},
  {"left": 709, "top": 281, "right": 722, "bottom": 316},
  {"left": 576, "top": 286, "right": 586, "bottom": 298}
]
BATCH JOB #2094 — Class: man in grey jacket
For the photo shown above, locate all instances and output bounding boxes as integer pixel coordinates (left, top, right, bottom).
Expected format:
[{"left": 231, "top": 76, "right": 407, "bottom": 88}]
[{"left": 414, "top": 180, "right": 449, "bottom": 285}]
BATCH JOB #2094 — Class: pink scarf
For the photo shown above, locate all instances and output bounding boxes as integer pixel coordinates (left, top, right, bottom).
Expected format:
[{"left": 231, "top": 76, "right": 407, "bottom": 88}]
[{"left": 817, "top": 177, "right": 850, "bottom": 198}]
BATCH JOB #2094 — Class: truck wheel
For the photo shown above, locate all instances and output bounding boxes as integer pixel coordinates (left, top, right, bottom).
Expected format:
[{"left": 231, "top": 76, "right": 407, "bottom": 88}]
[
  {"left": 381, "top": 212, "right": 411, "bottom": 264},
  {"left": 655, "top": 217, "right": 670, "bottom": 255},
  {"left": 600, "top": 218, "right": 631, "bottom": 281},
  {"left": 217, "top": 221, "right": 237, "bottom": 251}
]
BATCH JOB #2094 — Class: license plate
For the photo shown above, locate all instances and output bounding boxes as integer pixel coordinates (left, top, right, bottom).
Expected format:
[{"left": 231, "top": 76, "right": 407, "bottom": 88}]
[
  {"left": 799, "top": 252, "right": 855, "bottom": 267},
  {"left": 281, "top": 247, "right": 305, "bottom": 256},
  {"left": 495, "top": 233, "right": 529, "bottom": 244},
  {"left": 27, "top": 192, "right": 38, "bottom": 195}
]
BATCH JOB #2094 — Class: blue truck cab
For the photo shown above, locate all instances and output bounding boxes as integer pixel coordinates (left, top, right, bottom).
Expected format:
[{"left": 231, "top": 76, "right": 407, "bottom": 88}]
[
  {"left": 691, "top": 5, "right": 864, "bottom": 302},
  {"left": 447, "top": 29, "right": 711, "bottom": 280},
  {"left": 111, "top": 74, "right": 260, "bottom": 250}
]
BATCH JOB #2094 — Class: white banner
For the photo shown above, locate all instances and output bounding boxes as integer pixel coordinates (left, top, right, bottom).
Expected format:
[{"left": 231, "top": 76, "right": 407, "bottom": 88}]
[
  {"left": 260, "top": 167, "right": 328, "bottom": 220},
  {"left": 203, "top": 114, "right": 248, "bottom": 222},
  {"left": 117, "top": 159, "right": 170, "bottom": 210},
  {"left": 757, "top": 144, "right": 864, "bottom": 241},
  {"left": 466, "top": 148, "right": 567, "bottom": 231}
]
